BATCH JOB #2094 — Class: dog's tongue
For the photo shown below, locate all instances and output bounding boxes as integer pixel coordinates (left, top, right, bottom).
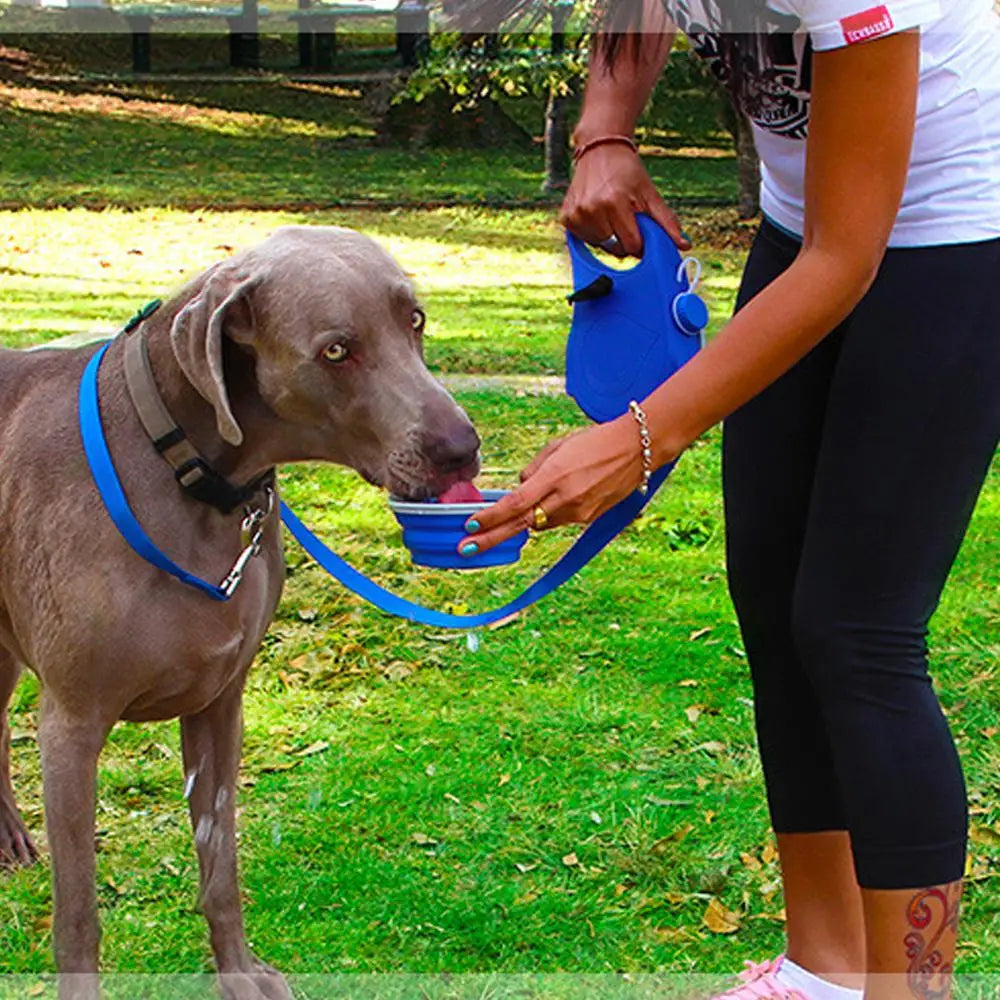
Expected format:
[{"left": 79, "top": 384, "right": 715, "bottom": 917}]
[{"left": 438, "top": 481, "right": 484, "bottom": 504}]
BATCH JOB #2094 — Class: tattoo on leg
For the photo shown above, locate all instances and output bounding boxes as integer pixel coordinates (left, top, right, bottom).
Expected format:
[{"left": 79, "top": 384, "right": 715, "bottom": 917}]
[{"left": 905, "top": 883, "right": 962, "bottom": 1000}]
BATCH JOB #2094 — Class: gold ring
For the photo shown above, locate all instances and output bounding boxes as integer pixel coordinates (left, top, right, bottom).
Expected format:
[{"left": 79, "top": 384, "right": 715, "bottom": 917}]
[{"left": 532, "top": 504, "right": 549, "bottom": 531}]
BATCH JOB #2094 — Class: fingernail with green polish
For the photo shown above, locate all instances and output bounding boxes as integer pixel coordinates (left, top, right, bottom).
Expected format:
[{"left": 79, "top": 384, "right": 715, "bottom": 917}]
[
  {"left": 460, "top": 542, "right": 479, "bottom": 557},
  {"left": 466, "top": 519, "right": 480, "bottom": 533}
]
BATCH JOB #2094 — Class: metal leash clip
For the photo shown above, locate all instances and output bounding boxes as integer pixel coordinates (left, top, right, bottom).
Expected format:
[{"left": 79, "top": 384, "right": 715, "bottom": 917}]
[{"left": 220, "top": 488, "right": 275, "bottom": 598}]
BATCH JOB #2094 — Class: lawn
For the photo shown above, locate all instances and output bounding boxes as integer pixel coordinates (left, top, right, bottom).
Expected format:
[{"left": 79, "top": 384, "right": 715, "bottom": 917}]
[{"left": 0, "top": 35, "right": 998, "bottom": 996}]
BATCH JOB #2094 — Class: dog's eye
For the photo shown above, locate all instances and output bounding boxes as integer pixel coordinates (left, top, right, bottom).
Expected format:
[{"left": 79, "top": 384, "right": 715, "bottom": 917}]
[
  {"left": 411, "top": 309, "right": 425, "bottom": 333},
  {"left": 322, "top": 343, "right": 350, "bottom": 364}
]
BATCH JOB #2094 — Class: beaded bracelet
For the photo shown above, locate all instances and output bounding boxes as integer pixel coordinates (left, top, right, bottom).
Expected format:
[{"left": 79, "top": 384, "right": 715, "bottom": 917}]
[
  {"left": 572, "top": 134, "right": 639, "bottom": 165},
  {"left": 628, "top": 400, "right": 653, "bottom": 496}
]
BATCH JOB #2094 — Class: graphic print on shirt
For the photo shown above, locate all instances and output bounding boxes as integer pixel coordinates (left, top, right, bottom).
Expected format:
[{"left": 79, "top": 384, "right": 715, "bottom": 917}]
[{"left": 664, "top": 0, "right": 814, "bottom": 140}]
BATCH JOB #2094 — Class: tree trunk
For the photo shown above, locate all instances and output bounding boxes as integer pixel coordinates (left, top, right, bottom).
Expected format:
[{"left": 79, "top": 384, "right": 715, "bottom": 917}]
[
  {"left": 542, "top": 90, "right": 571, "bottom": 193},
  {"left": 541, "top": 0, "right": 574, "bottom": 194},
  {"left": 717, "top": 87, "right": 761, "bottom": 220},
  {"left": 734, "top": 110, "right": 761, "bottom": 220}
]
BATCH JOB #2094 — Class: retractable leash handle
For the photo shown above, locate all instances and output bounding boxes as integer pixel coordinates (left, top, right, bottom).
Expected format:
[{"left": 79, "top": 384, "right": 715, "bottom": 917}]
[{"left": 565, "top": 213, "right": 706, "bottom": 424}]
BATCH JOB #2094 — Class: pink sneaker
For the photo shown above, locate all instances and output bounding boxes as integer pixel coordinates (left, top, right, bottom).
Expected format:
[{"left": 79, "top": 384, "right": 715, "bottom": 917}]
[{"left": 711, "top": 957, "right": 808, "bottom": 1000}]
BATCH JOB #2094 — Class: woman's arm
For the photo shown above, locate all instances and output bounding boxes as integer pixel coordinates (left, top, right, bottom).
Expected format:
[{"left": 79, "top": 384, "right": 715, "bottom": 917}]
[
  {"left": 463, "top": 32, "right": 921, "bottom": 551},
  {"left": 561, "top": 0, "right": 687, "bottom": 254},
  {"left": 642, "top": 31, "right": 920, "bottom": 463}
]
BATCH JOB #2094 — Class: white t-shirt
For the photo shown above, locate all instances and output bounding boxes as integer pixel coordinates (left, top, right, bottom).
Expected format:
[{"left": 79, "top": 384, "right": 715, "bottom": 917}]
[{"left": 663, "top": 0, "right": 1000, "bottom": 246}]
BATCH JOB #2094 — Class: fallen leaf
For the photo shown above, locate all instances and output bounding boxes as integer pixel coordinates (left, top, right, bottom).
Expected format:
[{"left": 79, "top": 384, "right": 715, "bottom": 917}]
[
  {"left": 761, "top": 842, "right": 779, "bottom": 865},
  {"left": 651, "top": 825, "right": 694, "bottom": 853},
  {"left": 740, "top": 852, "right": 762, "bottom": 871},
  {"left": 693, "top": 741, "right": 727, "bottom": 755},
  {"left": 295, "top": 740, "right": 330, "bottom": 757},
  {"left": 498, "top": 773, "right": 511, "bottom": 787},
  {"left": 383, "top": 661, "right": 413, "bottom": 682},
  {"left": 704, "top": 810, "right": 716, "bottom": 824},
  {"left": 515, "top": 862, "right": 538, "bottom": 874},
  {"left": 678, "top": 678, "right": 700, "bottom": 688},
  {"left": 685, "top": 706, "right": 703, "bottom": 724},
  {"left": 444, "top": 792, "right": 461, "bottom": 805},
  {"left": 258, "top": 760, "right": 300, "bottom": 774},
  {"left": 970, "top": 825, "right": 1000, "bottom": 848},
  {"left": 689, "top": 628, "right": 712, "bottom": 641},
  {"left": 651, "top": 926, "right": 692, "bottom": 944},
  {"left": 562, "top": 852, "right": 580, "bottom": 867},
  {"left": 702, "top": 897, "right": 742, "bottom": 935},
  {"left": 590, "top": 811, "right": 602, "bottom": 825},
  {"left": 411, "top": 832, "right": 438, "bottom": 846}
]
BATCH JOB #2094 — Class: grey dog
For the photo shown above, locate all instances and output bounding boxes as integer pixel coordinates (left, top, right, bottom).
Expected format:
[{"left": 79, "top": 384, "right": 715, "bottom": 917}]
[{"left": 0, "top": 226, "right": 481, "bottom": 1000}]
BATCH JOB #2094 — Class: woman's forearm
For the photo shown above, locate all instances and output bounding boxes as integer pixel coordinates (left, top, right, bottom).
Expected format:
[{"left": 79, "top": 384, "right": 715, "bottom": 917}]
[
  {"left": 643, "top": 246, "right": 879, "bottom": 465},
  {"left": 573, "top": 0, "right": 675, "bottom": 146}
]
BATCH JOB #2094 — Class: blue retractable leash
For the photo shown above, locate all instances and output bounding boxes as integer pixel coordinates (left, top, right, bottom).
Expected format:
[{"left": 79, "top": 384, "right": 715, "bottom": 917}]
[{"left": 79, "top": 215, "right": 707, "bottom": 627}]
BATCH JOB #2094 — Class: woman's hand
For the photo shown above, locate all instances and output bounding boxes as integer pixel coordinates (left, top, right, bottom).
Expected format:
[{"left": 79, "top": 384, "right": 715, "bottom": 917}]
[
  {"left": 560, "top": 144, "right": 690, "bottom": 258},
  {"left": 457, "top": 415, "right": 661, "bottom": 556}
]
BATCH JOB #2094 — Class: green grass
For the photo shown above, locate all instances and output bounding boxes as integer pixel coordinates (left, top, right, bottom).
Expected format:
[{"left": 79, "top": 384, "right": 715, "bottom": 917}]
[
  {"left": 0, "top": 205, "right": 746, "bottom": 369},
  {"left": 0, "top": 37, "right": 737, "bottom": 210},
  {"left": 0, "top": 207, "right": 998, "bottom": 985}
]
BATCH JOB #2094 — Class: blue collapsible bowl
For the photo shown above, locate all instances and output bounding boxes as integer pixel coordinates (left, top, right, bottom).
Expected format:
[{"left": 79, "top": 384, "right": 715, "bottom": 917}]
[{"left": 389, "top": 490, "right": 529, "bottom": 569}]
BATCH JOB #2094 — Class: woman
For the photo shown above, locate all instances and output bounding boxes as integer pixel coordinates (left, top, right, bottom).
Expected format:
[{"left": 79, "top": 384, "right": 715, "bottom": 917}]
[{"left": 458, "top": 2, "right": 1000, "bottom": 998}]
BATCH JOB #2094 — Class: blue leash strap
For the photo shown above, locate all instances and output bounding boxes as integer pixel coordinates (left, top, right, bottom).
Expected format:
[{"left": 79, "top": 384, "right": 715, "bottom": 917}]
[
  {"left": 79, "top": 343, "right": 231, "bottom": 602},
  {"left": 79, "top": 339, "right": 672, "bottom": 626},
  {"left": 278, "top": 463, "right": 671, "bottom": 629}
]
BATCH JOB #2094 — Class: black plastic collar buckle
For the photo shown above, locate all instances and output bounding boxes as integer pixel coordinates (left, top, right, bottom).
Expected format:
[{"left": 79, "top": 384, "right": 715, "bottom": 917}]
[{"left": 174, "top": 459, "right": 275, "bottom": 516}]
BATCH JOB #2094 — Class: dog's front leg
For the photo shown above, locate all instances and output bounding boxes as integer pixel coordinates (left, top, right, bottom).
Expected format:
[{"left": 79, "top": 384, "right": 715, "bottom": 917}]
[
  {"left": 180, "top": 676, "right": 291, "bottom": 1000},
  {"left": 38, "top": 693, "right": 111, "bottom": 1000}
]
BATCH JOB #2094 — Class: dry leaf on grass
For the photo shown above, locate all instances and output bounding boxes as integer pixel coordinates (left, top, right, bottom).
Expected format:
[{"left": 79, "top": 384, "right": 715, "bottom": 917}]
[{"left": 703, "top": 897, "right": 742, "bottom": 935}]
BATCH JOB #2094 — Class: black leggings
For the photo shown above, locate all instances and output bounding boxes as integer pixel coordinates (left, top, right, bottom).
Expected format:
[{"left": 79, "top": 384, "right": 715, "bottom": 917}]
[{"left": 723, "top": 221, "right": 1000, "bottom": 890}]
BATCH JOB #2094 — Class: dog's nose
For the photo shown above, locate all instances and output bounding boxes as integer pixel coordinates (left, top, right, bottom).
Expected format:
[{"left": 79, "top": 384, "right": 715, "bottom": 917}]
[{"left": 422, "top": 420, "right": 481, "bottom": 474}]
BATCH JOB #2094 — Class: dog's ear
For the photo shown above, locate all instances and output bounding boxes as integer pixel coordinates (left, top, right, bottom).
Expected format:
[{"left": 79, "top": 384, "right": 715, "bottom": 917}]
[{"left": 169, "top": 265, "right": 261, "bottom": 447}]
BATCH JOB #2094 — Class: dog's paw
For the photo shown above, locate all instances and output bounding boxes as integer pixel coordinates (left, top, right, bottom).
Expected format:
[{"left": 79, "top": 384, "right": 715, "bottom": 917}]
[
  {"left": 218, "top": 960, "right": 293, "bottom": 1000},
  {"left": 0, "top": 798, "right": 38, "bottom": 869}
]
